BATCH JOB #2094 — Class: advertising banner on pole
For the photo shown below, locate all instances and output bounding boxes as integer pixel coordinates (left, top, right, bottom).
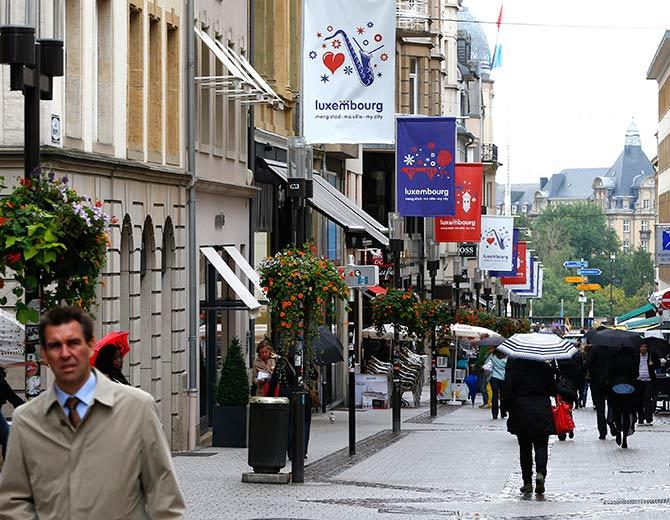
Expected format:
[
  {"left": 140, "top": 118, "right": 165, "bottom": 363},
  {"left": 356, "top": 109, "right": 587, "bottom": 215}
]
[
  {"left": 478, "top": 215, "right": 514, "bottom": 271},
  {"left": 509, "top": 254, "right": 534, "bottom": 292},
  {"left": 655, "top": 224, "right": 670, "bottom": 265},
  {"left": 303, "top": 0, "right": 396, "bottom": 144},
  {"left": 515, "top": 260, "right": 540, "bottom": 296},
  {"left": 434, "top": 163, "right": 482, "bottom": 242},
  {"left": 396, "top": 117, "right": 457, "bottom": 216},
  {"left": 489, "top": 229, "right": 519, "bottom": 277},
  {"left": 500, "top": 241, "right": 527, "bottom": 285}
]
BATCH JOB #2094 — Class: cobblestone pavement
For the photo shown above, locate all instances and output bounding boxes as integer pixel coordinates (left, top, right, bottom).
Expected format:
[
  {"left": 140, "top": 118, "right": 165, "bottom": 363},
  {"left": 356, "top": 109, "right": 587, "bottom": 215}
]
[{"left": 174, "top": 395, "right": 670, "bottom": 519}]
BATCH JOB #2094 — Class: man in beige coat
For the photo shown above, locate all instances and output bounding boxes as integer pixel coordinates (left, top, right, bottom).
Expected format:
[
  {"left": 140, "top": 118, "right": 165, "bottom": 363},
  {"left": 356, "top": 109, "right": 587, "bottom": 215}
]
[{"left": 0, "top": 306, "right": 185, "bottom": 519}]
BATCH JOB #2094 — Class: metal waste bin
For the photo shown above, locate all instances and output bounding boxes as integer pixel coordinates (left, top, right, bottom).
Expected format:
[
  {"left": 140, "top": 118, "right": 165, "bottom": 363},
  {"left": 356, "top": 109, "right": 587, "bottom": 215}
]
[{"left": 248, "top": 396, "right": 290, "bottom": 473}]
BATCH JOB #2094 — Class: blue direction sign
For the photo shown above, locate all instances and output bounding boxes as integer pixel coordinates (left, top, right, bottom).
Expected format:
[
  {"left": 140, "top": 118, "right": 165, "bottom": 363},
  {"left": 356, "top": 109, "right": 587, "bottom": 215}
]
[
  {"left": 563, "top": 260, "right": 588, "bottom": 269},
  {"left": 578, "top": 268, "right": 602, "bottom": 276}
]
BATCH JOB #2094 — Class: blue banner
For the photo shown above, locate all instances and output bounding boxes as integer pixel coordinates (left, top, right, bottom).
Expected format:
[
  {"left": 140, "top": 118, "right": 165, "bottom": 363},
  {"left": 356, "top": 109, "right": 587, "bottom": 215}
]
[
  {"left": 513, "top": 257, "right": 537, "bottom": 295},
  {"left": 396, "top": 117, "right": 456, "bottom": 216},
  {"left": 489, "top": 229, "right": 519, "bottom": 277}
]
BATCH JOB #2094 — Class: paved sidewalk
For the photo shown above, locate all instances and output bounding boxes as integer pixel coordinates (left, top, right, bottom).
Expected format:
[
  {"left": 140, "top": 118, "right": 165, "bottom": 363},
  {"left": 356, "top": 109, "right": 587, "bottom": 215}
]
[{"left": 174, "top": 394, "right": 670, "bottom": 519}]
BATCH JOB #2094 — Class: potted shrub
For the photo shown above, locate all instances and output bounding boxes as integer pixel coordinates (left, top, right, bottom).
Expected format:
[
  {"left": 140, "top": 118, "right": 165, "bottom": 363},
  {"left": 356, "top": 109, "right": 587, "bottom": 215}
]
[{"left": 213, "top": 336, "right": 249, "bottom": 447}]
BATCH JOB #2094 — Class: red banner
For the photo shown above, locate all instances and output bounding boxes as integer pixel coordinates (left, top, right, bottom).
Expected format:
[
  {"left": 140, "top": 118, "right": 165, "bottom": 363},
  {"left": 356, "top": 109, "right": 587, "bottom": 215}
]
[
  {"left": 501, "top": 242, "right": 527, "bottom": 285},
  {"left": 434, "top": 163, "right": 482, "bottom": 243}
]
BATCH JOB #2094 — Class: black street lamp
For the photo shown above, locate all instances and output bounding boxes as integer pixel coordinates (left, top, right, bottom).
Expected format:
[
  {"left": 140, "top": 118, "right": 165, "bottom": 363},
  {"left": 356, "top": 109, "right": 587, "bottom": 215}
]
[
  {"left": 388, "top": 212, "right": 404, "bottom": 433},
  {"left": 0, "top": 3, "right": 64, "bottom": 398},
  {"left": 427, "top": 239, "right": 440, "bottom": 418},
  {"left": 286, "top": 137, "right": 313, "bottom": 484}
]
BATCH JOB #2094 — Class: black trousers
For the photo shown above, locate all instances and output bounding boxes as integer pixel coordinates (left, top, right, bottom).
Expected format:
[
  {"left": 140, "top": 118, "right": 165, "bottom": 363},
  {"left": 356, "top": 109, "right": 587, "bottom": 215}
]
[
  {"left": 517, "top": 435, "right": 549, "bottom": 483},
  {"left": 635, "top": 380, "right": 654, "bottom": 423},
  {"left": 590, "top": 381, "right": 608, "bottom": 437},
  {"left": 490, "top": 377, "right": 506, "bottom": 419}
]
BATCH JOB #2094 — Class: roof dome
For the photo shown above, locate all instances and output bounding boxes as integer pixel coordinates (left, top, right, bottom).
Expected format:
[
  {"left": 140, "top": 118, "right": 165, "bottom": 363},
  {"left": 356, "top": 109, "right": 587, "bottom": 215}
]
[
  {"left": 625, "top": 119, "right": 641, "bottom": 147},
  {"left": 458, "top": 4, "right": 492, "bottom": 76}
]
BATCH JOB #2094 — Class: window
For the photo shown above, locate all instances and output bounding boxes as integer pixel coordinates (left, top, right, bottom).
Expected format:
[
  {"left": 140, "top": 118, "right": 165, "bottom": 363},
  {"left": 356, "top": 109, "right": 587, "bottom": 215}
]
[
  {"left": 641, "top": 220, "right": 649, "bottom": 231},
  {"left": 148, "top": 15, "right": 163, "bottom": 160},
  {"left": 623, "top": 220, "right": 630, "bottom": 233},
  {"left": 166, "top": 24, "right": 180, "bottom": 163},
  {"left": 641, "top": 239, "right": 648, "bottom": 251},
  {"left": 128, "top": 5, "right": 144, "bottom": 155},
  {"left": 512, "top": 205, "right": 517, "bottom": 215},
  {"left": 409, "top": 58, "right": 419, "bottom": 114},
  {"left": 66, "top": 0, "right": 82, "bottom": 140},
  {"left": 199, "top": 28, "right": 211, "bottom": 147},
  {"left": 96, "top": 0, "right": 112, "bottom": 145},
  {"left": 623, "top": 240, "right": 630, "bottom": 252},
  {"left": 643, "top": 199, "right": 650, "bottom": 210},
  {"left": 521, "top": 205, "right": 528, "bottom": 214}
]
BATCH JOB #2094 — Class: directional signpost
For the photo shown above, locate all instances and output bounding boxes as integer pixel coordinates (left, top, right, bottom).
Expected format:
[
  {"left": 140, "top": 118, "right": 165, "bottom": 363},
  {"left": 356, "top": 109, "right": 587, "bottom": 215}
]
[
  {"left": 564, "top": 260, "right": 588, "bottom": 269},
  {"left": 577, "top": 283, "right": 602, "bottom": 291},
  {"left": 578, "top": 268, "right": 602, "bottom": 277},
  {"left": 564, "top": 276, "right": 585, "bottom": 283}
]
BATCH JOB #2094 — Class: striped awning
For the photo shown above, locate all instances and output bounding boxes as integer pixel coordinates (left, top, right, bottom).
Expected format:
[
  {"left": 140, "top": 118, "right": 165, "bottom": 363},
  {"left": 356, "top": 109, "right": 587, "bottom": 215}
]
[{"left": 498, "top": 332, "right": 577, "bottom": 361}]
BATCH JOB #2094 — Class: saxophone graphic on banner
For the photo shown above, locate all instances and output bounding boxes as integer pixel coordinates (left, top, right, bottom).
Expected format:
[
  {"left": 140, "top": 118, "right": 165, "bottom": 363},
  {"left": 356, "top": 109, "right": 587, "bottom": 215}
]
[{"left": 303, "top": 0, "right": 396, "bottom": 144}]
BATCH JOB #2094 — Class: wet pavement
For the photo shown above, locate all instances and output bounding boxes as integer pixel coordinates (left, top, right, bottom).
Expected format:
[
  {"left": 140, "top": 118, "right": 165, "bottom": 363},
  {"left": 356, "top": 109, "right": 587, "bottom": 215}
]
[{"left": 174, "top": 395, "right": 670, "bottom": 519}]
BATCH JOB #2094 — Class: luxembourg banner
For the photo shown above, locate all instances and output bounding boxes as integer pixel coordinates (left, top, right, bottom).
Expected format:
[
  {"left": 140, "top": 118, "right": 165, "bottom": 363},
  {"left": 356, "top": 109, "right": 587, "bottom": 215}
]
[
  {"left": 434, "top": 163, "right": 482, "bottom": 242},
  {"left": 512, "top": 257, "right": 535, "bottom": 294},
  {"left": 515, "top": 260, "right": 540, "bottom": 296},
  {"left": 489, "top": 229, "right": 519, "bottom": 277},
  {"left": 478, "top": 215, "right": 514, "bottom": 271},
  {"left": 500, "top": 241, "right": 527, "bottom": 286},
  {"left": 396, "top": 117, "right": 457, "bottom": 216},
  {"left": 303, "top": 0, "right": 396, "bottom": 144}
]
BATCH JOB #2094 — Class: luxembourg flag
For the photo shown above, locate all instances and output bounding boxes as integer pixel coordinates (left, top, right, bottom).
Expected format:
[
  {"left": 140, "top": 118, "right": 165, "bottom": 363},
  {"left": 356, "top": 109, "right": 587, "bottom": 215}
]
[{"left": 491, "top": 3, "right": 503, "bottom": 69}]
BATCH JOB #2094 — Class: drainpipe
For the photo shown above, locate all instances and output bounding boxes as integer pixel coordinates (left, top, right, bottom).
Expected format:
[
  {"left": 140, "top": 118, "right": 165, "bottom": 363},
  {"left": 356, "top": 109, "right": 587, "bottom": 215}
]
[{"left": 186, "top": 0, "right": 198, "bottom": 451}]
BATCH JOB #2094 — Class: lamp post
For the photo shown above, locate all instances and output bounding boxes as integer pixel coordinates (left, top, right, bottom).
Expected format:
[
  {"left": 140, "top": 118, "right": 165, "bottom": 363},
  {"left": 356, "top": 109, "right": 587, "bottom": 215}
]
[
  {"left": 388, "top": 212, "right": 404, "bottom": 433},
  {"left": 427, "top": 239, "right": 440, "bottom": 418},
  {"left": 286, "top": 136, "right": 313, "bottom": 484},
  {"left": 609, "top": 252, "right": 616, "bottom": 324},
  {"left": 0, "top": 2, "right": 64, "bottom": 399}
]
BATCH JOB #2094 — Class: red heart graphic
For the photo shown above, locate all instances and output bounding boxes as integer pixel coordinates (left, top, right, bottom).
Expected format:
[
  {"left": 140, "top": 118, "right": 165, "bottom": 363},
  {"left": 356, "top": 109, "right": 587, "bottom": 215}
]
[
  {"left": 486, "top": 236, "right": 495, "bottom": 245},
  {"left": 323, "top": 52, "right": 345, "bottom": 74}
]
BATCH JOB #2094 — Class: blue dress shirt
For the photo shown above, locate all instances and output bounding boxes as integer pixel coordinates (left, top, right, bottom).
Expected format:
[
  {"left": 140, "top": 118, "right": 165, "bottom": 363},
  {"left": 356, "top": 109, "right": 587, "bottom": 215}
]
[{"left": 54, "top": 371, "right": 97, "bottom": 423}]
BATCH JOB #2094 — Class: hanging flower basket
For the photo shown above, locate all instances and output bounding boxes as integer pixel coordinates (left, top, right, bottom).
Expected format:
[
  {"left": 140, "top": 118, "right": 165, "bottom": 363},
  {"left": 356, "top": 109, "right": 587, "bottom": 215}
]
[
  {"left": 371, "top": 288, "right": 423, "bottom": 338},
  {"left": 418, "top": 298, "right": 454, "bottom": 349},
  {"left": 0, "top": 171, "right": 112, "bottom": 323}
]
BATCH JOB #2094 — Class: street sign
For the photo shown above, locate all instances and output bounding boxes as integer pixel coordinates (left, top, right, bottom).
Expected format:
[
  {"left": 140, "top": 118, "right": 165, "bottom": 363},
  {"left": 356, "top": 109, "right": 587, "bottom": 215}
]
[
  {"left": 564, "top": 276, "right": 585, "bottom": 283},
  {"left": 458, "top": 244, "right": 477, "bottom": 257},
  {"left": 661, "top": 291, "right": 670, "bottom": 310},
  {"left": 577, "top": 283, "right": 602, "bottom": 291},
  {"left": 563, "top": 260, "right": 588, "bottom": 269},
  {"left": 578, "top": 268, "right": 602, "bottom": 276},
  {"left": 340, "top": 264, "right": 379, "bottom": 288}
]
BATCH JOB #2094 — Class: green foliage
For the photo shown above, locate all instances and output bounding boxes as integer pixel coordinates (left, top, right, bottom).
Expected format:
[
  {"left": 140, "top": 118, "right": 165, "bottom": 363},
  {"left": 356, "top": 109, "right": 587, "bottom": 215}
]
[
  {"left": 0, "top": 172, "right": 111, "bottom": 322},
  {"left": 615, "top": 248, "right": 655, "bottom": 297},
  {"left": 454, "top": 309, "right": 530, "bottom": 336},
  {"left": 216, "top": 336, "right": 249, "bottom": 407},
  {"left": 371, "top": 289, "right": 423, "bottom": 337}
]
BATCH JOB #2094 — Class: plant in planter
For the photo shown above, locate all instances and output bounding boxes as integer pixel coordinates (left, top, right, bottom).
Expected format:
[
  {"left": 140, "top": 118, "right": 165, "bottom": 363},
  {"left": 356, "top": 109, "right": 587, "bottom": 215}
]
[{"left": 213, "top": 336, "right": 249, "bottom": 448}]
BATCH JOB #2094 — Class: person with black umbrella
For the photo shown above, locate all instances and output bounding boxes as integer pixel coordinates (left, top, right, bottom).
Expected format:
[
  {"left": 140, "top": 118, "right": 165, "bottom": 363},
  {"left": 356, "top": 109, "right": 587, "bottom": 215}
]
[{"left": 585, "top": 338, "right": 613, "bottom": 440}]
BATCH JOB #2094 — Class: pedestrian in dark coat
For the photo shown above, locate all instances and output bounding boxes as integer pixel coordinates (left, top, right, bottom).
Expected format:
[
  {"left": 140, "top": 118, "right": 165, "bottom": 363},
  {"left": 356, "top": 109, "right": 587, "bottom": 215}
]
[
  {"left": 0, "top": 367, "right": 24, "bottom": 459},
  {"left": 607, "top": 348, "right": 638, "bottom": 449},
  {"left": 585, "top": 344, "right": 611, "bottom": 439},
  {"left": 635, "top": 342, "right": 659, "bottom": 425},
  {"left": 504, "top": 358, "right": 556, "bottom": 495}
]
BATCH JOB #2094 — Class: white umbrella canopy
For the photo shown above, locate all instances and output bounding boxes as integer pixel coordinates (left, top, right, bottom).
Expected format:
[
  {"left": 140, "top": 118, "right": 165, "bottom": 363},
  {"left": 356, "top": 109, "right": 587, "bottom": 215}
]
[
  {"left": 362, "top": 324, "right": 413, "bottom": 341},
  {"left": 450, "top": 323, "right": 500, "bottom": 341},
  {"left": 498, "top": 332, "right": 577, "bottom": 362},
  {"left": 0, "top": 309, "right": 25, "bottom": 367}
]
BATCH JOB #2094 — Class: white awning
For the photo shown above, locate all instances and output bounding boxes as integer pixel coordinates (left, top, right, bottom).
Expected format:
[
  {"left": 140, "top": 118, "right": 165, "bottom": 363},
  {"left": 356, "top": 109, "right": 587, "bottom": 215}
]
[
  {"left": 222, "top": 245, "right": 266, "bottom": 301},
  {"left": 194, "top": 26, "right": 283, "bottom": 109},
  {"left": 200, "top": 247, "right": 262, "bottom": 319}
]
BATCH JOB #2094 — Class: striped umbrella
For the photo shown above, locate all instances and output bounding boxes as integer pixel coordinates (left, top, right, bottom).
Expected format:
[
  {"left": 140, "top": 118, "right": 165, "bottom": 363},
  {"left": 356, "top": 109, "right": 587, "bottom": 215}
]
[{"left": 498, "top": 332, "right": 577, "bottom": 362}]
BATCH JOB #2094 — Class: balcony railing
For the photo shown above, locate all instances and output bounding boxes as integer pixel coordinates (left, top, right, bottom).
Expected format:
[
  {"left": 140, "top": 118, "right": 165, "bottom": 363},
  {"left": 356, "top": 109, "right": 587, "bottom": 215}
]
[
  {"left": 482, "top": 143, "right": 498, "bottom": 163},
  {"left": 396, "top": 0, "right": 430, "bottom": 34}
]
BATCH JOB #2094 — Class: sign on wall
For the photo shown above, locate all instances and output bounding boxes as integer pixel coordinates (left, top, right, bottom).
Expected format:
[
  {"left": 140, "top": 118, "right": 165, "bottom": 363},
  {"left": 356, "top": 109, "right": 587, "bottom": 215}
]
[
  {"left": 478, "top": 215, "right": 514, "bottom": 271},
  {"left": 396, "top": 117, "right": 457, "bottom": 216},
  {"left": 434, "top": 163, "right": 482, "bottom": 242},
  {"left": 655, "top": 224, "right": 670, "bottom": 265},
  {"left": 303, "top": 0, "right": 396, "bottom": 144}
]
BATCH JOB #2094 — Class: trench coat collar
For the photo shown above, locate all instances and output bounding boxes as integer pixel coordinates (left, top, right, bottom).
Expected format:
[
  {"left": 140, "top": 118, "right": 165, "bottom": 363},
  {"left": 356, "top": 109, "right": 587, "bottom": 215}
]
[{"left": 42, "top": 368, "right": 116, "bottom": 416}]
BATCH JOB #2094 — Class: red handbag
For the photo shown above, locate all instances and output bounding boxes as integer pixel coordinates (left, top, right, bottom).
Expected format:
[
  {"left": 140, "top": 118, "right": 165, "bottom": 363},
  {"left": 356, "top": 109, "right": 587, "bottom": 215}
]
[{"left": 553, "top": 395, "right": 575, "bottom": 435}]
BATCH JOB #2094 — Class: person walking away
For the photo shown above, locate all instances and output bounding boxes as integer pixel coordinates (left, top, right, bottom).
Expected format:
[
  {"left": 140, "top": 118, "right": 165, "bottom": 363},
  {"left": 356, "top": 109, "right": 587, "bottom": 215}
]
[
  {"left": 580, "top": 343, "right": 591, "bottom": 408},
  {"left": 556, "top": 353, "right": 581, "bottom": 440},
  {"left": 253, "top": 339, "right": 276, "bottom": 397},
  {"left": 0, "top": 306, "right": 185, "bottom": 519},
  {"left": 490, "top": 349, "right": 508, "bottom": 419},
  {"left": 504, "top": 358, "right": 556, "bottom": 495},
  {"left": 474, "top": 345, "right": 493, "bottom": 407},
  {"left": 636, "top": 342, "right": 659, "bottom": 426},
  {"left": 608, "top": 347, "right": 638, "bottom": 449},
  {"left": 92, "top": 345, "right": 130, "bottom": 385},
  {"left": 586, "top": 343, "right": 611, "bottom": 439},
  {"left": 0, "top": 367, "right": 24, "bottom": 460}
]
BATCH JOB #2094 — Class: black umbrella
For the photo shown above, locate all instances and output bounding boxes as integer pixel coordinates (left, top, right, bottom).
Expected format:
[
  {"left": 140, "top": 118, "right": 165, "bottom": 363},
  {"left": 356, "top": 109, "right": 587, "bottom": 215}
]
[
  {"left": 643, "top": 337, "right": 670, "bottom": 357},
  {"left": 313, "top": 326, "right": 344, "bottom": 365},
  {"left": 588, "top": 329, "right": 642, "bottom": 351},
  {"left": 477, "top": 335, "right": 506, "bottom": 347}
]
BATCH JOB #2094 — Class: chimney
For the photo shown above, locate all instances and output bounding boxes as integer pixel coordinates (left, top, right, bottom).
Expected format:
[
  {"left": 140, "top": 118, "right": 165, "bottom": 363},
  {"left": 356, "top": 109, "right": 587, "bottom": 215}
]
[{"left": 539, "top": 177, "right": 548, "bottom": 189}]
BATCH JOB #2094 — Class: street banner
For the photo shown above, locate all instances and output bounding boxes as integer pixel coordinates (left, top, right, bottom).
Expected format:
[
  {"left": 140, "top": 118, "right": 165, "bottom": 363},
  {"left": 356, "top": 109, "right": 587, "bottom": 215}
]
[
  {"left": 434, "top": 163, "right": 482, "bottom": 242},
  {"left": 500, "top": 241, "right": 527, "bottom": 285},
  {"left": 655, "top": 224, "right": 670, "bottom": 265},
  {"left": 513, "top": 257, "right": 535, "bottom": 294},
  {"left": 303, "top": 0, "right": 396, "bottom": 144},
  {"left": 478, "top": 215, "right": 514, "bottom": 271},
  {"left": 515, "top": 259, "right": 540, "bottom": 296},
  {"left": 489, "top": 229, "right": 519, "bottom": 277},
  {"left": 396, "top": 117, "right": 457, "bottom": 216}
]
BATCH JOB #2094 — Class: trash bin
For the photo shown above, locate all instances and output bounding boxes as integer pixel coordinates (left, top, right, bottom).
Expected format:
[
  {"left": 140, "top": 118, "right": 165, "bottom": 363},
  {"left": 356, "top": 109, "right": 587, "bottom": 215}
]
[{"left": 248, "top": 396, "right": 290, "bottom": 474}]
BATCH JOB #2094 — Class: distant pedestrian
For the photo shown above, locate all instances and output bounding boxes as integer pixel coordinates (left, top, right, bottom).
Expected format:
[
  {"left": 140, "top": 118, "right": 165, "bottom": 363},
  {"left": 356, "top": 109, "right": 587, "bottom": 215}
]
[
  {"left": 490, "top": 349, "right": 507, "bottom": 420},
  {"left": 0, "top": 367, "right": 24, "bottom": 460},
  {"left": 580, "top": 343, "right": 591, "bottom": 408},
  {"left": 608, "top": 347, "right": 638, "bottom": 449},
  {"left": 253, "top": 339, "right": 276, "bottom": 397},
  {"left": 586, "top": 342, "right": 611, "bottom": 439},
  {"left": 465, "top": 368, "right": 479, "bottom": 406},
  {"left": 0, "top": 306, "right": 185, "bottom": 519},
  {"left": 636, "top": 342, "right": 659, "bottom": 426},
  {"left": 92, "top": 345, "right": 130, "bottom": 385},
  {"left": 556, "top": 353, "right": 581, "bottom": 440},
  {"left": 504, "top": 358, "right": 556, "bottom": 495},
  {"left": 474, "top": 345, "right": 493, "bottom": 407}
]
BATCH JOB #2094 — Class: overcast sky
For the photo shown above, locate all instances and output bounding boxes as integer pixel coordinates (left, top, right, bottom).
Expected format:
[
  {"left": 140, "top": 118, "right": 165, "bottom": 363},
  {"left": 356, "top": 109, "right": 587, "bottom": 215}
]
[{"left": 465, "top": 0, "right": 670, "bottom": 184}]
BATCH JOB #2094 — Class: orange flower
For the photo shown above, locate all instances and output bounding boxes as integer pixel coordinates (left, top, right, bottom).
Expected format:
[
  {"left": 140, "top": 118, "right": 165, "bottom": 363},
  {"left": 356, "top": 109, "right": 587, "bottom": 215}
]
[
  {"left": 298, "top": 293, "right": 303, "bottom": 299},
  {"left": 290, "top": 295, "right": 296, "bottom": 301},
  {"left": 280, "top": 311, "right": 286, "bottom": 317},
  {"left": 287, "top": 281, "right": 292, "bottom": 287},
  {"left": 5, "top": 202, "right": 13, "bottom": 209},
  {"left": 0, "top": 217, "right": 8, "bottom": 226}
]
